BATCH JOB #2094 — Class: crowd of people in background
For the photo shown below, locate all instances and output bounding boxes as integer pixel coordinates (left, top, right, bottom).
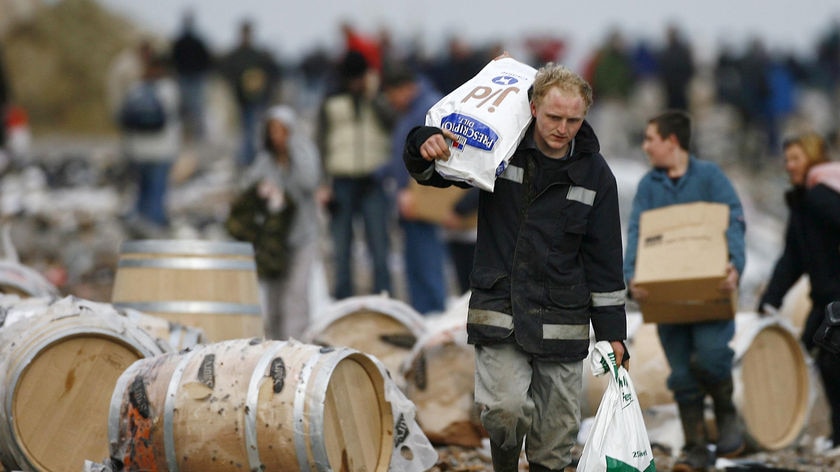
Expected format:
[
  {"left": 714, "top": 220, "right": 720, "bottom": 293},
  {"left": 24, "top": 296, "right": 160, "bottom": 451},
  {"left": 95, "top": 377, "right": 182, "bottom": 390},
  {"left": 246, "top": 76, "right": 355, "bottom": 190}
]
[
  {"left": 93, "top": 10, "right": 840, "bottom": 324},
  {"left": 0, "top": 6, "right": 838, "bottom": 468},
  {"left": 0, "top": 6, "right": 835, "bottom": 337}
]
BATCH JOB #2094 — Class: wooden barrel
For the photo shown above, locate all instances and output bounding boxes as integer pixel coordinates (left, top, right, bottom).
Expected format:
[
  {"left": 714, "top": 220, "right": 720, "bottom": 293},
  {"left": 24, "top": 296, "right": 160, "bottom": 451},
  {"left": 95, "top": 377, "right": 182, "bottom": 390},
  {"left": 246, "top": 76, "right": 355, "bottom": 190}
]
[
  {"left": 0, "top": 293, "right": 54, "bottom": 327},
  {"left": 111, "top": 239, "right": 263, "bottom": 342},
  {"left": 0, "top": 299, "right": 168, "bottom": 472},
  {"left": 778, "top": 275, "right": 811, "bottom": 336},
  {"left": 0, "top": 261, "right": 60, "bottom": 298},
  {"left": 304, "top": 295, "right": 427, "bottom": 390},
  {"left": 0, "top": 294, "right": 204, "bottom": 353},
  {"left": 402, "top": 311, "right": 485, "bottom": 447},
  {"left": 582, "top": 312, "right": 810, "bottom": 451},
  {"left": 121, "top": 306, "right": 206, "bottom": 352},
  {"left": 732, "top": 313, "right": 810, "bottom": 451},
  {"left": 108, "top": 338, "right": 394, "bottom": 471}
]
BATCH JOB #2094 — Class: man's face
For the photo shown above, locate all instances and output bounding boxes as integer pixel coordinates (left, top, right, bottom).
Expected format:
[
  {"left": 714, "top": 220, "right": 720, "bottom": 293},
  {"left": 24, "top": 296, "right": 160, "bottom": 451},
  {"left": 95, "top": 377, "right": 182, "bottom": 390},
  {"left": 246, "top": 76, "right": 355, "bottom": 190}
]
[
  {"left": 641, "top": 123, "right": 674, "bottom": 168},
  {"left": 530, "top": 87, "right": 586, "bottom": 158}
]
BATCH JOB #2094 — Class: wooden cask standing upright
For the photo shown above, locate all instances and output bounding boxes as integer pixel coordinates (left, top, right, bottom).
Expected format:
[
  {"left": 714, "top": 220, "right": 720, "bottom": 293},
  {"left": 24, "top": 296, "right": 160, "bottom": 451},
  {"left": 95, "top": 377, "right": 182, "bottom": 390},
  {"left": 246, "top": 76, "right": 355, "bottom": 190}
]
[
  {"left": 109, "top": 338, "right": 394, "bottom": 471},
  {"left": 111, "top": 239, "right": 263, "bottom": 342}
]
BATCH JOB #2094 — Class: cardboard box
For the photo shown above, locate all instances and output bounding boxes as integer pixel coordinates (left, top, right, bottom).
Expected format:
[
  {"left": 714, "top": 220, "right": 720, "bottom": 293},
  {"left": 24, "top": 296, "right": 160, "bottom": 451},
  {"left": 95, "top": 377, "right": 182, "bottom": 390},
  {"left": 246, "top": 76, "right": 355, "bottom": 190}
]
[
  {"left": 405, "top": 181, "right": 477, "bottom": 228},
  {"left": 633, "top": 202, "right": 737, "bottom": 324}
]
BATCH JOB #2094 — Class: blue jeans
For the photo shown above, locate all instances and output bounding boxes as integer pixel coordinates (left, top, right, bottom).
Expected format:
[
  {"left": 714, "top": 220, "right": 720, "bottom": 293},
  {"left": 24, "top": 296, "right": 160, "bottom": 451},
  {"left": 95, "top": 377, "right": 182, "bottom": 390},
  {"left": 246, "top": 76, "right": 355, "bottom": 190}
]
[
  {"left": 401, "top": 219, "right": 447, "bottom": 314},
  {"left": 237, "top": 103, "right": 264, "bottom": 168},
  {"left": 132, "top": 161, "right": 172, "bottom": 226},
  {"left": 177, "top": 74, "right": 207, "bottom": 140},
  {"left": 657, "top": 319, "right": 736, "bottom": 403},
  {"left": 330, "top": 177, "right": 391, "bottom": 299}
]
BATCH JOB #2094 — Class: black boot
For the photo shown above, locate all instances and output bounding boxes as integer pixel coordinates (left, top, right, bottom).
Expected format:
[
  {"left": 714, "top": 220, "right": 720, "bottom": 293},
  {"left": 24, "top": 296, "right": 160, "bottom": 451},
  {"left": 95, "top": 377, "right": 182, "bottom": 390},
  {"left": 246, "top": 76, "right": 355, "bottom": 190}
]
[
  {"left": 673, "top": 398, "right": 712, "bottom": 472},
  {"left": 490, "top": 441, "right": 520, "bottom": 472},
  {"left": 528, "top": 463, "right": 563, "bottom": 472},
  {"left": 707, "top": 375, "right": 745, "bottom": 457}
]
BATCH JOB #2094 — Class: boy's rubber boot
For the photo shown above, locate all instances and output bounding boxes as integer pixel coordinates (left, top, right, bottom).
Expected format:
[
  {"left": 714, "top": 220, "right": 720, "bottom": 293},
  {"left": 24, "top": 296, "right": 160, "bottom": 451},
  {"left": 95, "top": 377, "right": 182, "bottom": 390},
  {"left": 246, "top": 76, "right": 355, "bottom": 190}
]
[
  {"left": 708, "top": 375, "right": 746, "bottom": 457},
  {"left": 673, "top": 398, "right": 712, "bottom": 472}
]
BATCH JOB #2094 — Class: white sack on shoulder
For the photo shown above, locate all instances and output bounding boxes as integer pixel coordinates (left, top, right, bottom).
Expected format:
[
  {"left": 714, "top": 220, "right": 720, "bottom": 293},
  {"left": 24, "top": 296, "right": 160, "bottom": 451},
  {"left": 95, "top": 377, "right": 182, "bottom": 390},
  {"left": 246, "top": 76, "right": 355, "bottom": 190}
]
[{"left": 425, "top": 57, "right": 536, "bottom": 192}]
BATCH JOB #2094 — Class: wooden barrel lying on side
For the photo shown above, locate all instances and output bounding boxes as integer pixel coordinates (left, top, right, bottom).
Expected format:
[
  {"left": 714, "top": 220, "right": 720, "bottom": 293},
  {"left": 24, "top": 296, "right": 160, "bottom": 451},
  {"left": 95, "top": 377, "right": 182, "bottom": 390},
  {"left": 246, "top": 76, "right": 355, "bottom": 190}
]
[
  {"left": 109, "top": 338, "right": 394, "bottom": 471},
  {"left": 401, "top": 293, "right": 486, "bottom": 447},
  {"left": 0, "top": 297, "right": 168, "bottom": 472},
  {"left": 0, "top": 294, "right": 204, "bottom": 353},
  {"left": 304, "top": 294, "right": 428, "bottom": 389},
  {"left": 582, "top": 312, "right": 811, "bottom": 451},
  {"left": 732, "top": 314, "right": 810, "bottom": 451}
]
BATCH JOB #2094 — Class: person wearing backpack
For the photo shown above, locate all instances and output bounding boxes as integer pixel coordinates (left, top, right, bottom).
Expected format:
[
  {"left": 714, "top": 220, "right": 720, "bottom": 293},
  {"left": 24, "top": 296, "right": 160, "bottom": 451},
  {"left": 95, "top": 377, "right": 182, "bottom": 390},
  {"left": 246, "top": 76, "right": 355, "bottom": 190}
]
[{"left": 119, "top": 50, "right": 181, "bottom": 234}]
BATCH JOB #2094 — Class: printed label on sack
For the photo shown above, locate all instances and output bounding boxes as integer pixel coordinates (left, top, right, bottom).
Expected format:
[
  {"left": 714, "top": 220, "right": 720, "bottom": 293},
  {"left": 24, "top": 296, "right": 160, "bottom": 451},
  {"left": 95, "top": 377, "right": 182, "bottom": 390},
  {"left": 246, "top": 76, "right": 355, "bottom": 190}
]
[
  {"left": 441, "top": 113, "right": 499, "bottom": 153},
  {"left": 428, "top": 57, "right": 537, "bottom": 192},
  {"left": 461, "top": 76, "right": 526, "bottom": 113}
]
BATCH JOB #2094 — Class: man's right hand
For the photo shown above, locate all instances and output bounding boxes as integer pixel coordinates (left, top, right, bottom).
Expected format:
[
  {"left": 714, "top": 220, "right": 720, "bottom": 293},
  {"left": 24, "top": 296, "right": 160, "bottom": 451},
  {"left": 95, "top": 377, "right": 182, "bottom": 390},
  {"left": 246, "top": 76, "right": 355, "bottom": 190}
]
[{"left": 420, "top": 129, "right": 459, "bottom": 162}]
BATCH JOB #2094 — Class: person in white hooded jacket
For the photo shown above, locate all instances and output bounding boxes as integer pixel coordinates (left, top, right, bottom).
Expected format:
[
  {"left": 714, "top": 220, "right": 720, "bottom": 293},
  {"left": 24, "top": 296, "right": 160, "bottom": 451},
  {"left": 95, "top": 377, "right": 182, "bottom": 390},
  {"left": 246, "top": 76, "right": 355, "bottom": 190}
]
[{"left": 238, "top": 105, "right": 323, "bottom": 339}]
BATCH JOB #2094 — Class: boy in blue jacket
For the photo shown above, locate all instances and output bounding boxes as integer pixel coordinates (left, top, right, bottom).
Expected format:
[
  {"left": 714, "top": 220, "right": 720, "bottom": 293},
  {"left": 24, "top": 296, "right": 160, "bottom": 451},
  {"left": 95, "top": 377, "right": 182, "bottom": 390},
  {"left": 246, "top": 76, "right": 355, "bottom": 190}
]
[{"left": 624, "top": 110, "right": 746, "bottom": 471}]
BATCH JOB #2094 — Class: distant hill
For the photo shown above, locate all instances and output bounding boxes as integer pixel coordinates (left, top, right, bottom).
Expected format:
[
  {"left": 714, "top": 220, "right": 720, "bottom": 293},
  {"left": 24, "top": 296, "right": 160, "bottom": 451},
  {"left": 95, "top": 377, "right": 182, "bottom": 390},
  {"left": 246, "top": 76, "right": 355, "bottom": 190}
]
[{"left": 1, "top": 0, "right": 156, "bottom": 135}]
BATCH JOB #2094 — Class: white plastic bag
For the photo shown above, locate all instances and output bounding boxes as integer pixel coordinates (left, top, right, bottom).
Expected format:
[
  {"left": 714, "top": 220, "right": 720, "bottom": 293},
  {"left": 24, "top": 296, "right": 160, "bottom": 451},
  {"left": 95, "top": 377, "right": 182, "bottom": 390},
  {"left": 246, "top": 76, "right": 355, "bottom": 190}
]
[
  {"left": 367, "top": 356, "right": 439, "bottom": 472},
  {"left": 425, "top": 57, "right": 536, "bottom": 192},
  {"left": 577, "top": 341, "right": 656, "bottom": 472}
]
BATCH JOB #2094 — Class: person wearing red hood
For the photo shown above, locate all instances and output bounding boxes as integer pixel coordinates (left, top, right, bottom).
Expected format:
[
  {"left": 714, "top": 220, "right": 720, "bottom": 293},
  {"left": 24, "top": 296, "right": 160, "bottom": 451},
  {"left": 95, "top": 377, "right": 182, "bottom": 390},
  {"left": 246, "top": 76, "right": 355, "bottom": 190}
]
[
  {"left": 758, "top": 131, "right": 840, "bottom": 449},
  {"left": 341, "top": 22, "right": 382, "bottom": 73}
]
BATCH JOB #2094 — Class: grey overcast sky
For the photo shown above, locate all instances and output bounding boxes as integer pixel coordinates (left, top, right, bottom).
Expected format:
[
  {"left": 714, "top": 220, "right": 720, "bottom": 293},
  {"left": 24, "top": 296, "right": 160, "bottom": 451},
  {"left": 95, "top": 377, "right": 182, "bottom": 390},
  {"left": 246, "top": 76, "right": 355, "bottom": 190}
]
[{"left": 98, "top": 0, "right": 840, "bottom": 69}]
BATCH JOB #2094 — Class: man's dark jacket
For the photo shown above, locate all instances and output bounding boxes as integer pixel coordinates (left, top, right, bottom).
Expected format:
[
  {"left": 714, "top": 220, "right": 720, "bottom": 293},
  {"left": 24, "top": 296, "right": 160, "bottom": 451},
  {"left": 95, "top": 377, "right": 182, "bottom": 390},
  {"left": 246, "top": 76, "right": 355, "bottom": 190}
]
[{"left": 404, "top": 121, "right": 626, "bottom": 361}]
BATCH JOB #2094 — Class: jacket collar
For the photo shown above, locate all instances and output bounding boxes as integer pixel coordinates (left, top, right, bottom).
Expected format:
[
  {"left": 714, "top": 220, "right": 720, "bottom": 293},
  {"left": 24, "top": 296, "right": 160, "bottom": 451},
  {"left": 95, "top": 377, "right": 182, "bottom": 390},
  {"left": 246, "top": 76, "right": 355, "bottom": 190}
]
[{"left": 650, "top": 154, "right": 698, "bottom": 184}]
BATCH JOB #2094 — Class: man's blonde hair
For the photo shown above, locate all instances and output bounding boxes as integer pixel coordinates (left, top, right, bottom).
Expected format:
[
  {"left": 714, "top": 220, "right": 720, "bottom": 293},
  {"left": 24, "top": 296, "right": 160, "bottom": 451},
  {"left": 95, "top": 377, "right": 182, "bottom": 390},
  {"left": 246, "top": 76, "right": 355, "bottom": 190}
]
[{"left": 531, "top": 63, "right": 593, "bottom": 112}]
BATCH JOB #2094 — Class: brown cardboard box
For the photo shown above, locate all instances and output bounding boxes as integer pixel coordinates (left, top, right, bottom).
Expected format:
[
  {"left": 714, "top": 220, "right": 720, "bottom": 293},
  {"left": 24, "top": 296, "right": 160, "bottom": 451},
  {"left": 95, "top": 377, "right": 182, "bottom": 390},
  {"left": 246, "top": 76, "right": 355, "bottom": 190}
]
[
  {"left": 633, "top": 202, "right": 737, "bottom": 324},
  {"left": 405, "top": 181, "right": 477, "bottom": 228}
]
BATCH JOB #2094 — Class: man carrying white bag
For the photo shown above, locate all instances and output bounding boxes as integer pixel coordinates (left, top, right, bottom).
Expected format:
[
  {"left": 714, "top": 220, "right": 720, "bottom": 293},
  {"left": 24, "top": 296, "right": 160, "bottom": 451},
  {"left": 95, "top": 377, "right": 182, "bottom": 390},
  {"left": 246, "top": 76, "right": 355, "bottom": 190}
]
[
  {"left": 425, "top": 56, "right": 537, "bottom": 191},
  {"left": 404, "top": 55, "right": 630, "bottom": 471},
  {"left": 578, "top": 341, "right": 655, "bottom": 472}
]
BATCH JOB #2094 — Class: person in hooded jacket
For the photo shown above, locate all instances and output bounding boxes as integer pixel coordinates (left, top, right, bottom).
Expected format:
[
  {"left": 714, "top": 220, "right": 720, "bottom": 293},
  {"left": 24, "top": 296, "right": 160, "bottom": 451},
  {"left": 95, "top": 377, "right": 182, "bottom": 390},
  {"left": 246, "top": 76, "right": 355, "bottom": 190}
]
[
  {"left": 403, "top": 60, "right": 628, "bottom": 472},
  {"left": 236, "top": 105, "right": 322, "bottom": 340},
  {"left": 757, "top": 131, "right": 840, "bottom": 448}
]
